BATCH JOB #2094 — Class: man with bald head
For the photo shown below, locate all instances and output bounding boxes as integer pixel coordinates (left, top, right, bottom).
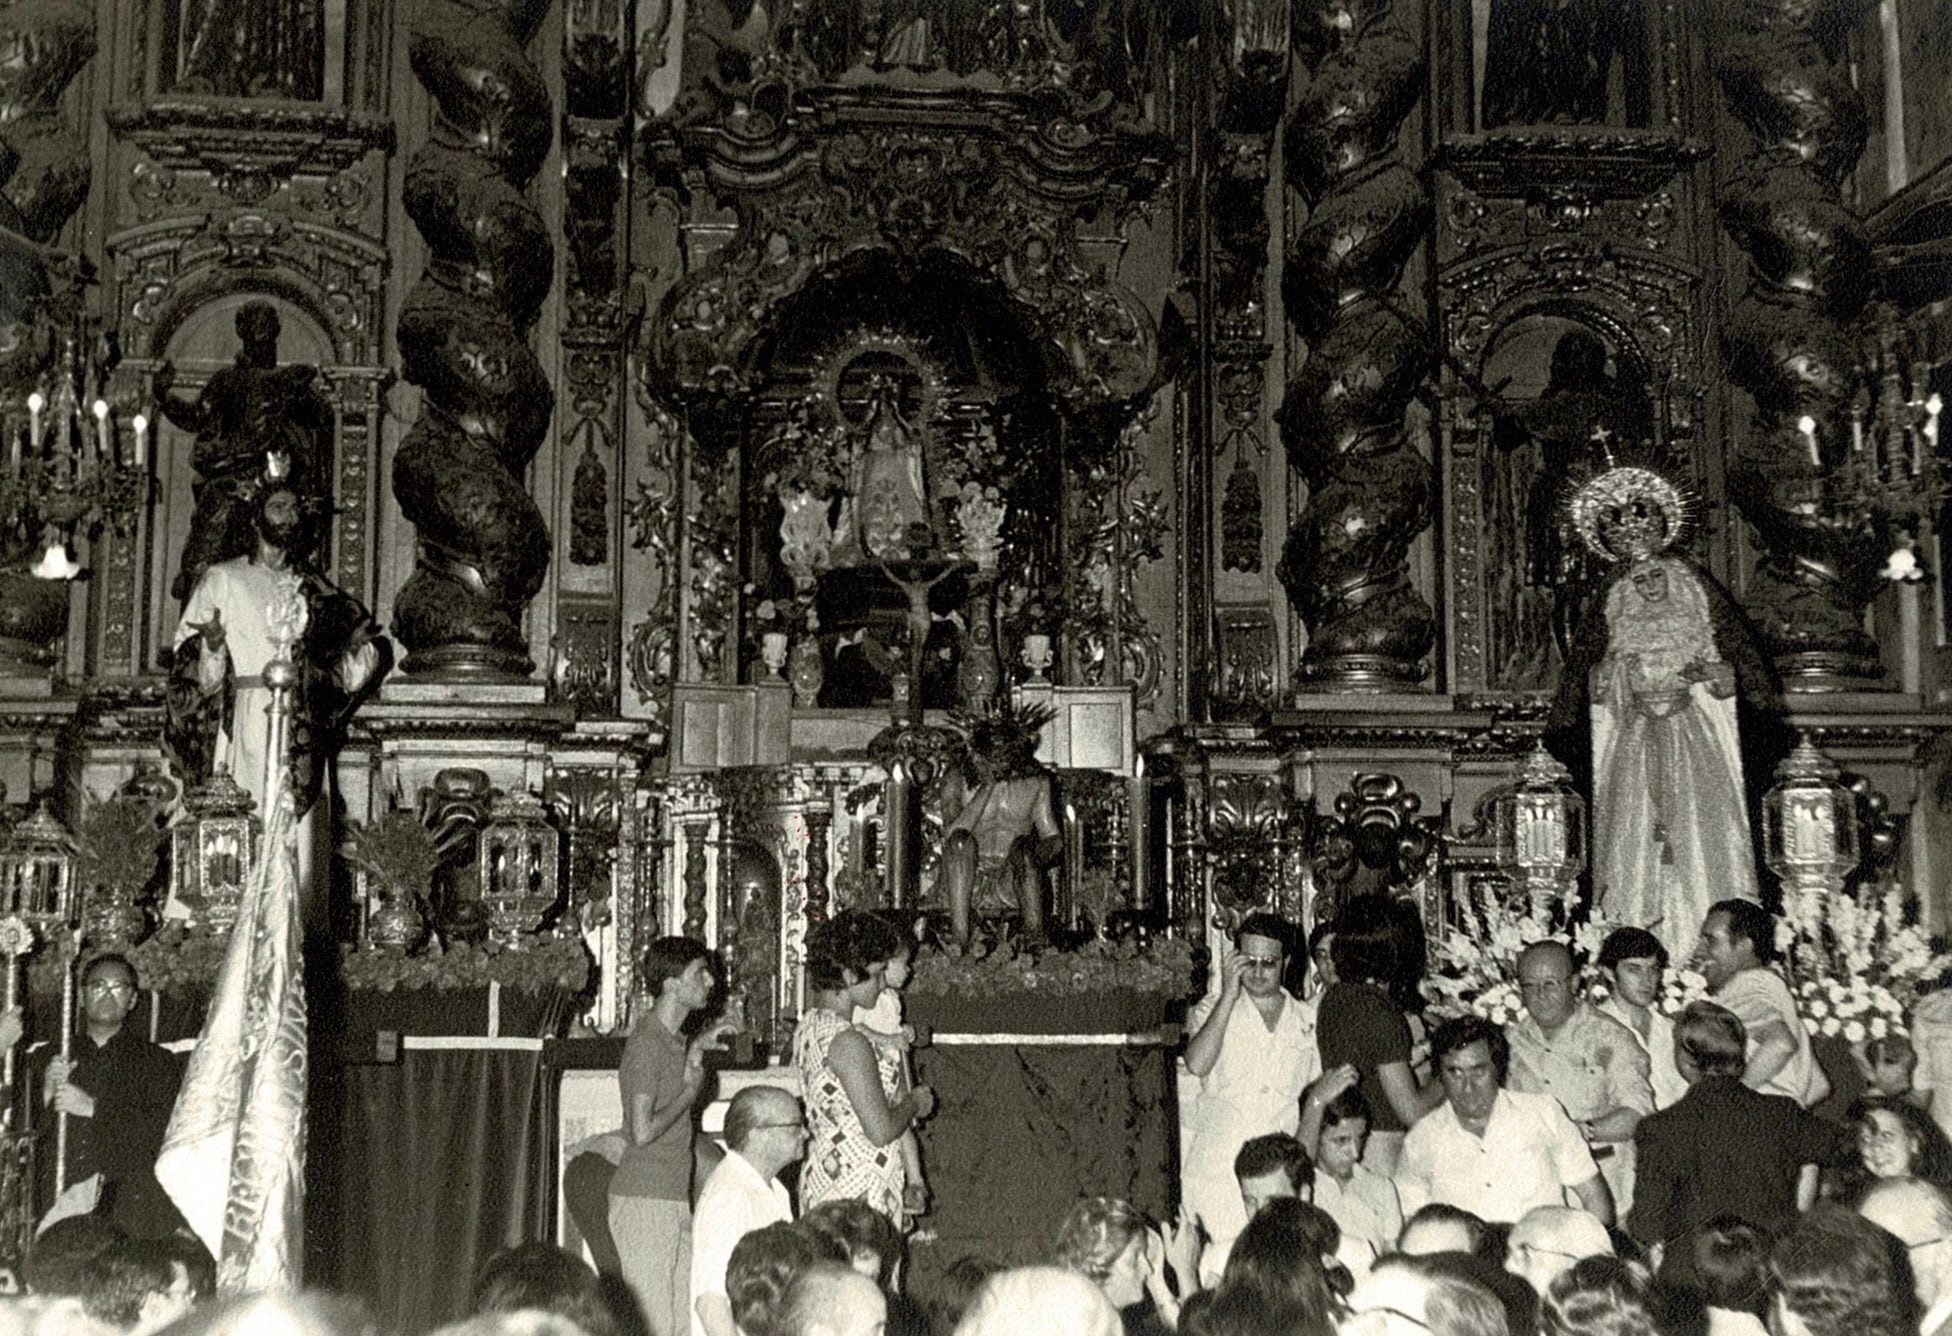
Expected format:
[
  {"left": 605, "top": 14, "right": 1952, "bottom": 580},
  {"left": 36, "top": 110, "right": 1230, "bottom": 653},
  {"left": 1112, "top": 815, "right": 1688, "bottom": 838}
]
[
  {"left": 782, "top": 1261, "right": 886, "bottom": 1336},
  {"left": 1861, "top": 1177, "right": 1952, "bottom": 1336},
  {"left": 1508, "top": 1205, "right": 1614, "bottom": 1294},
  {"left": 1507, "top": 940, "right": 1653, "bottom": 1212},
  {"left": 692, "top": 1086, "right": 807, "bottom": 1336}
]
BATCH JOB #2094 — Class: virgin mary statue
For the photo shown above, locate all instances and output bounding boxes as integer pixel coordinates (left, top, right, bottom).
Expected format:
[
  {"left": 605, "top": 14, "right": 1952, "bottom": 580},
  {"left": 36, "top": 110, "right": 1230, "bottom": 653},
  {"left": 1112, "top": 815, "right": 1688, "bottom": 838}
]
[{"left": 1554, "top": 459, "right": 1771, "bottom": 960}]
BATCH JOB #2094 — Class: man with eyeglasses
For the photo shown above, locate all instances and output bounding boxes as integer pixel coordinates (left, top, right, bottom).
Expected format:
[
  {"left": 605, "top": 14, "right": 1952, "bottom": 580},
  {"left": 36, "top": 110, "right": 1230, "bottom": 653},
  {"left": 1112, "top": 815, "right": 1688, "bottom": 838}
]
[
  {"left": 1506, "top": 940, "right": 1652, "bottom": 1212},
  {"left": 1860, "top": 1177, "right": 1952, "bottom": 1336},
  {"left": 1507, "top": 1204, "right": 1613, "bottom": 1294},
  {"left": 36, "top": 954, "right": 184, "bottom": 1238},
  {"left": 692, "top": 1085, "right": 808, "bottom": 1336}
]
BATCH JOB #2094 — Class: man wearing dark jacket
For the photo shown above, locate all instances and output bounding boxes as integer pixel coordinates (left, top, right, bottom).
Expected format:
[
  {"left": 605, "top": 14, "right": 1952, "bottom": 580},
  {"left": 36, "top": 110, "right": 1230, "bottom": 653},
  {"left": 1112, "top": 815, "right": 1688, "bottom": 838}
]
[
  {"left": 39, "top": 954, "right": 184, "bottom": 1238},
  {"left": 1628, "top": 999, "right": 1845, "bottom": 1284}
]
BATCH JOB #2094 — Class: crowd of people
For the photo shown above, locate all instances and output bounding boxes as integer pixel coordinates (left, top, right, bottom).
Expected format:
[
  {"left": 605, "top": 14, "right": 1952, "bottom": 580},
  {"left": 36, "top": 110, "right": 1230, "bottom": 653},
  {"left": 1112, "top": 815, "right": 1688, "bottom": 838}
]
[{"left": 9, "top": 893, "right": 1952, "bottom": 1336}]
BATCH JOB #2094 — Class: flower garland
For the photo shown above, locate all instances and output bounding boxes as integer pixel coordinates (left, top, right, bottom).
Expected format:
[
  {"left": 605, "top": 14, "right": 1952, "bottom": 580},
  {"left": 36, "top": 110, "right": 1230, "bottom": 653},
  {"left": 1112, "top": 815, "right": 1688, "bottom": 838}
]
[
  {"left": 339, "top": 933, "right": 592, "bottom": 994},
  {"left": 906, "top": 936, "right": 1196, "bottom": 1000}
]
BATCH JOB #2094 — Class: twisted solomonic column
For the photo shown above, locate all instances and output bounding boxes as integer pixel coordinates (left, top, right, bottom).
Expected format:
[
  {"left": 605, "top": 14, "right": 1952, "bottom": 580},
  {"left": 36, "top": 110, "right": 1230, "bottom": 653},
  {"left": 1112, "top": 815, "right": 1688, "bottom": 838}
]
[
  {"left": 1717, "top": 0, "right": 1883, "bottom": 686},
  {"left": 1277, "top": 0, "right": 1435, "bottom": 690},
  {"left": 393, "top": 0, "right": 555, "bottom": 677}
]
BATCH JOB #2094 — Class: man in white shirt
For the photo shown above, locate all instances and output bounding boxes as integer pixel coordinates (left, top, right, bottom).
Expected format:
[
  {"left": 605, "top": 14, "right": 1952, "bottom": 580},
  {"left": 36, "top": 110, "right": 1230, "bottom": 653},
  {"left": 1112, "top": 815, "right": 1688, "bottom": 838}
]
[
  {"left": 1859, "top": 1177, "right": 1952, "bottom": 1336},
  {"left": 1699, "top": 899, "right": 1828, "bottom": 1106},
  {"left": 1395, "top": 1015, "right": 1613, "bottom": 1225},
  {"left": 691, "top": 1086, "right": 807, "bottom": 1336}
]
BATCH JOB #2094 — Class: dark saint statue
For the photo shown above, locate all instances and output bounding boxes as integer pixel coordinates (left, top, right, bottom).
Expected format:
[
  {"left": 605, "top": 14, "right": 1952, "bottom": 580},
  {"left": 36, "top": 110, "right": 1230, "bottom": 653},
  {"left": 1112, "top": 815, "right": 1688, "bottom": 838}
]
[
  {"left": 156, "top": 302, "right": 334, "bottom": 604},
  {"left": 1481, "top": 0, "right": 1649, "bottom": 129},
  {"left": 1488, "top": 328, "right": 1653, "bottom": 684}
]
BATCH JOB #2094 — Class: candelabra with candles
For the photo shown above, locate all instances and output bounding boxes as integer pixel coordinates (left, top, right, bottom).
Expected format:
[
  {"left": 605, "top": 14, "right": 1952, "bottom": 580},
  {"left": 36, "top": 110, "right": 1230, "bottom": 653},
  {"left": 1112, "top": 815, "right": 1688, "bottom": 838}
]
[
  {"left": 1804, "top": 332, "right": 1952, "bottom": 583},
  {"left": 6, "top": 324, "right": 152, "bottom": 581}
]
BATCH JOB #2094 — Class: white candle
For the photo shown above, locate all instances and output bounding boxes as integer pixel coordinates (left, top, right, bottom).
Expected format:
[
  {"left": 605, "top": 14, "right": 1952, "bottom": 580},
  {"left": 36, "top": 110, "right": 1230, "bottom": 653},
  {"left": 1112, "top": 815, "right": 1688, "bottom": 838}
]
[
  {"left": 131, "top": 413, "right": 147, "bottom": 469},
  {"left": 91, "top": 399, "right": 108, "bottom": 464},
  {"left": 1798, "top": 414, "right": 1820, "bottom": 467},
  {"left": 1929, "top": 394, "right": 1944, "bottom": 451},
  {"left": 26, "top": 391, "right": 42, "bottom": 450}
]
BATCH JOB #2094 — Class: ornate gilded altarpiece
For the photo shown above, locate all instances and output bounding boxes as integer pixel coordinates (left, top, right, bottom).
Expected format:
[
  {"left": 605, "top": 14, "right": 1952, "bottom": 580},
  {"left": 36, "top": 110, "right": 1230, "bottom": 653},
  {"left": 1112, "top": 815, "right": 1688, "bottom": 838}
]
[{"left": 0, "top": 0, "right": 1947, "bottom": 1039}]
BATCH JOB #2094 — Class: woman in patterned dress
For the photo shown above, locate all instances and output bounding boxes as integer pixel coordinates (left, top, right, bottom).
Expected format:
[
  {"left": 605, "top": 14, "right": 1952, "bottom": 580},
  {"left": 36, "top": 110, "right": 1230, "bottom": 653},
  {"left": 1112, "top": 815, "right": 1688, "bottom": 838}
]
[{"left": 794, "top": 912, "right": 938, "bottom": 1223}]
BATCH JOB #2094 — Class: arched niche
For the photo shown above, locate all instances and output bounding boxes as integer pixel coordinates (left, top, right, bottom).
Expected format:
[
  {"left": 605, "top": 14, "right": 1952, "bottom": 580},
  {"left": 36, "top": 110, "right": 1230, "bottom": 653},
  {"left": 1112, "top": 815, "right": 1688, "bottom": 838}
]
[
  {"left": 142, "top": 291, "right": 337, "bottom": 673},
  {"left": 733, "top": 249, "right": 1064, "bottom": 708}
]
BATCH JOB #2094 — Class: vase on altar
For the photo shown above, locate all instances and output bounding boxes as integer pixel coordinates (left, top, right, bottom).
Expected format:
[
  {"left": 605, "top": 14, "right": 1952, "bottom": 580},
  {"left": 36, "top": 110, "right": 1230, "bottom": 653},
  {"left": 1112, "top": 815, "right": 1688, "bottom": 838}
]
[
  {"left": 1021, "top": 633, "right": 1053, "bottom": 685},
  {"left": 761, "top": 631, "right": 789, "bottom": 680}
]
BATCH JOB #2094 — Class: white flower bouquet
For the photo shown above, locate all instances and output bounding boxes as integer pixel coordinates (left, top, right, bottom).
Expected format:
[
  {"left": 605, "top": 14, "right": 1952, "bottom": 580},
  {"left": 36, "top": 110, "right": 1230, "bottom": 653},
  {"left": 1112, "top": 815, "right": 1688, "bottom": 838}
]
[
  {"left": 1794, "top": 976, "right": 1907, "bottom": 1042},
  {"left": 1780, "top": 880, "right": 1952, "bottom": 1035},
  {"left": 1425, "top": 881, "right": 1614, "bottom": 1019}
]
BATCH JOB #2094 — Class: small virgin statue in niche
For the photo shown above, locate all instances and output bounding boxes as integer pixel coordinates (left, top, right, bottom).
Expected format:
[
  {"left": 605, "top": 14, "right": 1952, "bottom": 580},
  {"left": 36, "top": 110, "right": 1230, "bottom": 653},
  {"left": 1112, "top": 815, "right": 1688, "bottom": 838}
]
[
  {"left": 171, "top": 0, "right": 326, "bottom": 100},
  {"left": 1566, "top": 462, "right": 1764, "bottom": 961}
]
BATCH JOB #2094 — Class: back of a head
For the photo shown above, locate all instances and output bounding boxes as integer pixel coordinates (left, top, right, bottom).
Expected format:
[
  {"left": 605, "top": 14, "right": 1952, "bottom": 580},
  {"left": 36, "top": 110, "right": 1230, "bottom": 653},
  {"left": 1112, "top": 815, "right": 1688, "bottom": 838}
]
[
  {"left": 953, "top": 1266, "right": 1120, "bottom": 1336},
  {"left": 1414, "top": 1252, "right": 1535, "bottom": 1336},
  {"left": 1179, "top": 1286, "right": 1296, "bottom": 1336},
  {"left": 1224, "top": 1198, "right": 1338, "bottom": 1324},
  {"left": 1676, "top": 1002, "right": 1747, "bottom": 1078},
  {"left": 1512, "top": 1208, "right": 1613, "bottom": 1268},
  {"left": 1771, "top": 1203, "right": 1919, "bottom": 1336},
  {"left": 427, "top": 1316, "right": 595, "bottom": 1336},
  {"left": 470, "top": 1241, "right": 615, "bottom": 1336},
  {"left": 80, "top": 1237, "right": 179, "bottom": 1333},
  {"left": 0, "top": 1295, "right": 120, "bottom": 1336},
  {"left": 801, "top": 1199, "right": 902, "bottom": 1290},
  {"left": 153, "top": 1291, "right": 379, "bottom": 1336},
  {"left": 1402, "top": 1204, "right": 1489, "bottom": 1259},
  {"left": 1379, "top": 1255, "right": 1512, "bottom": 1336},
  {"left": 1332, "top": 896, "right": 1401, "bottom": 987},
  {"left": 1693, "top": 1218, "right": 1772, "bottom": 1319},
  {"left": 23, "top": 1218, "right": 127, "bottom": 1298},
  {"left": 781, "top": 1261, "right": 884, "bottom": 1336},
  {"left": 921, "top": 1256, "right": 1006, "bottom": 1336},
  {"left": 1541, "top": 1255, "right": 1657, "bottom": 1336},
  {"left": 729, "top": 1222, "right": 846, "bottom": 1336}
]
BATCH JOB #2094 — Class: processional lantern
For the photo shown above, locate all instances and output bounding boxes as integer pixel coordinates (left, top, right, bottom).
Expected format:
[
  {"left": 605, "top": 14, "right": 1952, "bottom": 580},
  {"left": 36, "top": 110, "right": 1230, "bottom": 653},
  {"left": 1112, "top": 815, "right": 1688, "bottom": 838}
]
[
  {"left": 169, "top": 767, "right": 260, "bottom": 932},
  {"left": 476, "top": 791, "right": 560, "bottom": 944},
  {"left": 0, "top": 805, "right": 76, "bottom": 925},
  {"left": 1492, "top": 744, "right": 1586, "bottom": 912},
  {"left": 1763, "top": 735, "right": 1860, "bottom": 908},
  {"left": 0, "top": 804, "right": 79, "bottom": 1121}
]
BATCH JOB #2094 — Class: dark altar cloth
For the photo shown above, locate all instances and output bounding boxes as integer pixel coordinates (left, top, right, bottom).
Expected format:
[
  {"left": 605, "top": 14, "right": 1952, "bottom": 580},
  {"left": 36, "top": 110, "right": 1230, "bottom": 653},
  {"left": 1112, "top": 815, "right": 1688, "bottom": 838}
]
[
  {"left": 910, "top": 1041, "right": 1175, "bottom": 1286},
  {"left": 306, "top": 1046, "right": 552, "bottom": 1335}
]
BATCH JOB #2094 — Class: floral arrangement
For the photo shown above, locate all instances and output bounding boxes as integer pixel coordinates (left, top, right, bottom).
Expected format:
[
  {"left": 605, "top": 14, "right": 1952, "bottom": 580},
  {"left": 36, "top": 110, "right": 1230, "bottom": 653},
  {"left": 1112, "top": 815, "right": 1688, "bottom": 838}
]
[
  {"left": 343, "top": 810, "right": 443, "bottom": 898},
  {"left": 1778, "top": 881, "right": 1952, "bottom": 1023},
  {"left": 340, "top": 933, "right": 591, "bottom": 994},
  {"left": 1795, "top": 976, "right": 1906, "bottom": 1042},
  {"left": 73, "top": 794, "right": 168, "bottom": 899},
  {"left": 1423, "top": 881, "right": 1613, "bottom": 1019},
  {"left": 119, "top": 921, "right": 233, "bottom": 995},
  {"left": 906, "top": 935, "right": 1197, "bottom": 1000}
]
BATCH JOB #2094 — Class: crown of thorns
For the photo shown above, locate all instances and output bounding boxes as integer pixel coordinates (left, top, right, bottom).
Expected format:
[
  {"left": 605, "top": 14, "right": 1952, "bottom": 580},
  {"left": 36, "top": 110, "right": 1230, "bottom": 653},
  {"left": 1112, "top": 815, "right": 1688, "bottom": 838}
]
[{"left": 952, "top": 697, "right": 1056, "bottom": 760}]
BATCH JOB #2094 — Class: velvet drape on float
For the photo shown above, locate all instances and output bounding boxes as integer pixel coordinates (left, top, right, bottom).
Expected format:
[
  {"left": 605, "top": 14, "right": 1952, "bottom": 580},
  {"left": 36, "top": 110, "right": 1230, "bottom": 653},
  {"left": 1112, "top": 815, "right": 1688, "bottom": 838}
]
[
  {"left": 307, "top": 1045, "right": 551, "bottom": 1334},
  {"left": 910, "top": 1043, "right": 1175, "bottom": 1285}
]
